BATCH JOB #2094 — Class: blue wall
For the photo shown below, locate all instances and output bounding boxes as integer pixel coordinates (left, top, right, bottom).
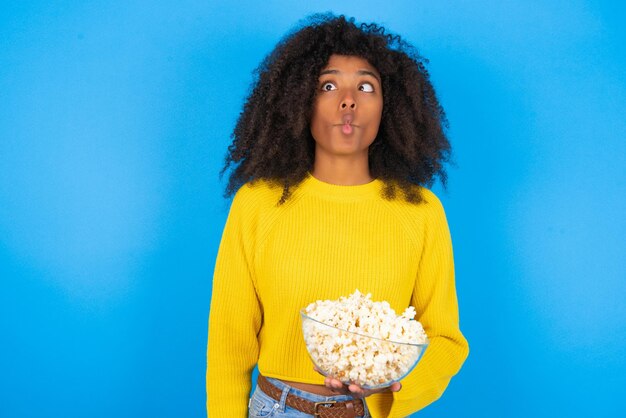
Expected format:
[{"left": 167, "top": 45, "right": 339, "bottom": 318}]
[{"left": 1, "top": 1, "right": 625, "bottom": 417}]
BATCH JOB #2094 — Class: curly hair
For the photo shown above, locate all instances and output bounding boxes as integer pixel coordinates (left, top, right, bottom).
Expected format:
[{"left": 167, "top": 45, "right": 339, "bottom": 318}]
[{"left": 220, "top": 13, "right": 452, "bottom": 205}]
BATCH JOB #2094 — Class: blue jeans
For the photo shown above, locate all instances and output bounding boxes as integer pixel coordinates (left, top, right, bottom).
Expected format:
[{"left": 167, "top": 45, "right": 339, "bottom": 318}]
[{"left": 248, "top": 377, "right": 371, "bottom": 418}]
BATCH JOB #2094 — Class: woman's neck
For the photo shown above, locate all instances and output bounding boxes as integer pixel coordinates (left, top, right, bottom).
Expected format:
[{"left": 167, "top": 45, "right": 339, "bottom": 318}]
[{"left": 311, "top": 157, "right": 373, "bottom": 186}]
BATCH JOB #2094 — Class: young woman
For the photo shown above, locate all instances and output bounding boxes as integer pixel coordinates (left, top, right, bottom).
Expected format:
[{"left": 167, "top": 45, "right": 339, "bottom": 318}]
[{"left": 207, "top": 14, "right": 469, "bottom": 418}]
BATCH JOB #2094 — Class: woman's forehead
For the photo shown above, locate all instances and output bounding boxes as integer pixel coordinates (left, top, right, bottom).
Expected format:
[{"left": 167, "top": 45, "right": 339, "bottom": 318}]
[{"left": 320, "top": 54, "right": 380, "bottom": 77}]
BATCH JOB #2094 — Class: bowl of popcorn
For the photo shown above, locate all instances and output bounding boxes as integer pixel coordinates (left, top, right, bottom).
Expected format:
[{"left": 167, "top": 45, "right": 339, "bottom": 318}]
[{"left": 300, "top": 290, "right": 429, "bottom": 389}]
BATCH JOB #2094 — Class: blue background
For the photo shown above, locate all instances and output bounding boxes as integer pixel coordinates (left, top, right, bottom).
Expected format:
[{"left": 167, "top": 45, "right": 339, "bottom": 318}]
[{"left": 1, "top": 1, "right": 625, "bottom": 417}]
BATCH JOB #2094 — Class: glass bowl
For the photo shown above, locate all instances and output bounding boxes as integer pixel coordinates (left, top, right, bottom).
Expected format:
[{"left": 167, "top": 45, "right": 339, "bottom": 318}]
[{"left": 300, "top": 310, "right": 428, "bottom": 389}]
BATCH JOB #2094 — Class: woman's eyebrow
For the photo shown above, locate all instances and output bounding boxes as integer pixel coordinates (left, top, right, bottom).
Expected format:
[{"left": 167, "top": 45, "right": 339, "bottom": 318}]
[
  {"left": 319, "top": 69, "right": 381, "bottom": 83},
  {"left": 357, "top": 70, "right": 381, "bottom": 83}
]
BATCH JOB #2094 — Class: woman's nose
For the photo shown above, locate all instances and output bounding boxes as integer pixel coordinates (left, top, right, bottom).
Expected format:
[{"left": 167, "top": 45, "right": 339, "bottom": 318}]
[{"left": 340, "top": 94, "right": 356, "bottom": 110}]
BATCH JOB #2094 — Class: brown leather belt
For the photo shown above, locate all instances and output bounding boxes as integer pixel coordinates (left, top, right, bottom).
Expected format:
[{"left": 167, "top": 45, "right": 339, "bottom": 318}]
[{"left": 257, "top": 375, "right": 365, "bottom": 418}]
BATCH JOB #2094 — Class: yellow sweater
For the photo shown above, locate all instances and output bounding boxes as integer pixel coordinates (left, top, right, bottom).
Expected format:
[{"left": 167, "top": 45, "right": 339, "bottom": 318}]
[{"left": 206, "top": 173, "right": 469, "bottom": 417}]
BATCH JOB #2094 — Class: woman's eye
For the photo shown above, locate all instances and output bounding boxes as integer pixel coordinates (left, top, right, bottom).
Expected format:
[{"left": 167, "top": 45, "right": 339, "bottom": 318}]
[
  {"left": 321, "top": 82, "right": 337, "bottom": 91},
  {"left": 359, "top": 83, "right": 374, "bottom": 93}
]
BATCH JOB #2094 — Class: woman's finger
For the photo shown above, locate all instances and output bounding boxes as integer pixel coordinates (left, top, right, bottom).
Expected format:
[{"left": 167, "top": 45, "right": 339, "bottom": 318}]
[
  {"left": 389, "top": 382, "right": 402, "bottom": 392},
  {"left": 347, "top": 383, "right": 365, "bottom": 398}
]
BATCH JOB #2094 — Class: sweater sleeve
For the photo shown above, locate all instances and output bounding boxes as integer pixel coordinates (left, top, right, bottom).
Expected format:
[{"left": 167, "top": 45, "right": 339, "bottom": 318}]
[
  {"left": 384, "top": 192, "right": 470, "bottom": 417},
  {"left": 206, "top": 188, "right": 262, "bottom": 417}
]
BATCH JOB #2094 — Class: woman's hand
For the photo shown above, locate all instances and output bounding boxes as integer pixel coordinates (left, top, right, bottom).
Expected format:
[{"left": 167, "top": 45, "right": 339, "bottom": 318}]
[{"left": 315, "top": 367, "right": 402, "bottom": 398}]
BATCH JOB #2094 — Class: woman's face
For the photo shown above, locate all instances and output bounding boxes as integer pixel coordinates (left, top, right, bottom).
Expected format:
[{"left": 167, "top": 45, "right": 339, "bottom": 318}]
[{"left": 310, "top": 54, "right": 383, "bottom": 161}]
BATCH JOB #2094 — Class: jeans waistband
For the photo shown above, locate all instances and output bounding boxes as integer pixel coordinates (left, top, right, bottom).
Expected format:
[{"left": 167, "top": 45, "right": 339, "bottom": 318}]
[{"left": 264, "top": 376, "right": 362, "bottom": 403}]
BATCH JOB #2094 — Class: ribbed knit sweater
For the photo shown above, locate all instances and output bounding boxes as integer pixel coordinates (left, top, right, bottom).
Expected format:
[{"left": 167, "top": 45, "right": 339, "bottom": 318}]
[{"left": 206, "top": 173, "right": 469, "bottom": 417}]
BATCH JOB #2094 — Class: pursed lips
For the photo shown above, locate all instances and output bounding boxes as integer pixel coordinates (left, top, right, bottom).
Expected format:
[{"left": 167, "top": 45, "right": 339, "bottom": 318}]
[{"left": 334, "top": 115, "right": 359, "bottom": 127}]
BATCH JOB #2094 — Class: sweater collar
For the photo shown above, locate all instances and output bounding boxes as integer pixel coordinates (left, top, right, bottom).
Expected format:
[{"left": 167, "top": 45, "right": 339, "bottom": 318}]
[{"left": 300, "top": 172, "right": 382, "bottom": 199}]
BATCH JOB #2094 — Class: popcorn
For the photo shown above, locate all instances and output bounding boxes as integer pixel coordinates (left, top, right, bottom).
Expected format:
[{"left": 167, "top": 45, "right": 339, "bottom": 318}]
[{"left": 301, "top": 290, "right": 428, "bottom": 387}]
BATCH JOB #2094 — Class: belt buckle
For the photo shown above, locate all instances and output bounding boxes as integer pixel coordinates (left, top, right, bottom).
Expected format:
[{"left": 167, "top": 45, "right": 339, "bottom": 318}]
[{"left": 314, "top": 400, "right": 337, "bottom": 417}]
